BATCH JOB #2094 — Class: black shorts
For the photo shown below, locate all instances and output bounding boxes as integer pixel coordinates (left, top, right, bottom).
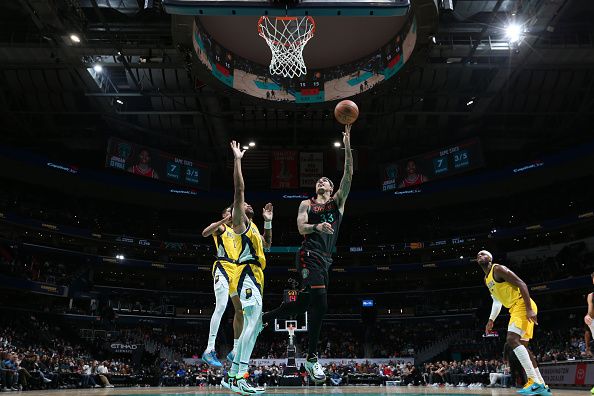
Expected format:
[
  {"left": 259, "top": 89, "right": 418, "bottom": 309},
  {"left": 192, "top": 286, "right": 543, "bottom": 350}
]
[{"left": 295, "top": 249, "right": 333, "bottom": 288}]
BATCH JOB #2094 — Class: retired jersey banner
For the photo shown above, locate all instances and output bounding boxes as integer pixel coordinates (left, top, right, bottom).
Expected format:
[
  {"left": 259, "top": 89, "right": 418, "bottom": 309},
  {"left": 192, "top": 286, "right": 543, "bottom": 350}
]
[
  {"left": 300, "top": 152, "right": 323, "bottom": 188},
  {"left": 271, "top": 151, "right": 298, "bottom": 189}
]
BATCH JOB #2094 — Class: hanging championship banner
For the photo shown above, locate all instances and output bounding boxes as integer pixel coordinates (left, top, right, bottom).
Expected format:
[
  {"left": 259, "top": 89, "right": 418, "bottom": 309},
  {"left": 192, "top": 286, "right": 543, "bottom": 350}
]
[
  {"left": 271, "top": 151, "right": 298, "bottom": 189},
  {"left": 300, "top": 152, "right": 323, "bottom": 188}
]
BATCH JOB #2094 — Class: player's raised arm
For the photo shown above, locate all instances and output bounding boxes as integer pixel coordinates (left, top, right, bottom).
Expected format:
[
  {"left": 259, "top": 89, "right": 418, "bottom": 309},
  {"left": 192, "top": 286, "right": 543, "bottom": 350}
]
[
  {"left": 334, "top": 124, "right": 353, "bottom": 211},
  {"left": 262, "top": 203, "right": 273, "bottom": 249},
  {"left": 230, "top": 141, "right": 247, "bottom": 234},
  {"left": 201, "top": 215, "right": 230, "bottom": 237},
  {"left": 494, "top": 265, "right": 537, "bottom": 324}
]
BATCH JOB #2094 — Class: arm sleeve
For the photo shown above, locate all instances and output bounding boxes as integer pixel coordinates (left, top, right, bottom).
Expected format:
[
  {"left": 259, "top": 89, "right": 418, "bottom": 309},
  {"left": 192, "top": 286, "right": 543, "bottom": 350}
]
[{"left": 489, "top": 296, "right": 503, "bottom": 321}]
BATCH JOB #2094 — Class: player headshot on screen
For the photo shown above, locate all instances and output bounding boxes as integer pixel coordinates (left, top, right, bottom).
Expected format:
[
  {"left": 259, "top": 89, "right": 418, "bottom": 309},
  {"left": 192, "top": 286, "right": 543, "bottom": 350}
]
[
  {"left": 127, "top": 149, "right": 159, "bottom": 179},
  {"left": 398, "top": 159, "right": 428, "bottom": 188}
]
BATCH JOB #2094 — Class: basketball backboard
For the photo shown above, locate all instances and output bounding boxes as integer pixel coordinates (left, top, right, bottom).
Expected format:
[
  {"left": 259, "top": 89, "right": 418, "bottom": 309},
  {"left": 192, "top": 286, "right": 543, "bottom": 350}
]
[{"left": 163, "top": 0, "right": 410, "bottom": 16}]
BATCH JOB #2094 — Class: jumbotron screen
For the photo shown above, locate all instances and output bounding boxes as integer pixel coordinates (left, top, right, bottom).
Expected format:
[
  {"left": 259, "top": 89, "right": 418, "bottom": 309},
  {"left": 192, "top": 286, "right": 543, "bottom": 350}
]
[
  {"left": 382, "top": 138, "right": 485, "bottom": 191},
  {"left": 105, "top": 137, "right": 211, "bottom": 191}
]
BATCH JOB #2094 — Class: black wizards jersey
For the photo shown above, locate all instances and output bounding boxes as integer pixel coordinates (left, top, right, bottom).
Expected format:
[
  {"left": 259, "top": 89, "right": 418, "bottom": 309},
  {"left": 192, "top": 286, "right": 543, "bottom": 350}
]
[{"left": 301, "top": 197, "right": 342, "bottom": 255}]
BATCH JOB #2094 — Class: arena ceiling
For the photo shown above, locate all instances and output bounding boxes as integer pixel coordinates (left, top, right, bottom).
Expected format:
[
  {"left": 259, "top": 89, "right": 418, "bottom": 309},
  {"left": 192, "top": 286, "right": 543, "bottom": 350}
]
[{"left": 0, "top": 0, "right": 593, "bottom": 188}]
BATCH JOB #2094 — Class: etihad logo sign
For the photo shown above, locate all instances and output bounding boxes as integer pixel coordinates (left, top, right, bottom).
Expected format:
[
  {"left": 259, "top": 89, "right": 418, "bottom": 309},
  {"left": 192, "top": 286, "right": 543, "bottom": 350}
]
[{"left": 111, "top": 343, "right": 138, "bottom": 350}]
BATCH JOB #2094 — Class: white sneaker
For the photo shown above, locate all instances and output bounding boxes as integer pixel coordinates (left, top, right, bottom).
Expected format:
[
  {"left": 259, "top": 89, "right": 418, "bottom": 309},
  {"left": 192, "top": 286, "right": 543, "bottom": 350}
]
[
  {"left": 236, "top": 378, "right": 265, "bottom": 394},
  {"left": 106, "top": 384, "right": 114, "bottom": 388},
  {"left": 304, "top": 356, "right": 326, "bottom": 383},
  {"left": 221, "top": 376, "right": 235, "bottom": 392}
]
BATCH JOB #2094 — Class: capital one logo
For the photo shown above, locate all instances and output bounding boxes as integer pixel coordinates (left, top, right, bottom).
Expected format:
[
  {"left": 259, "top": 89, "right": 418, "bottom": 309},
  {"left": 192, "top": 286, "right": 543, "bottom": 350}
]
[
  {"left": 576, "top": 367, "right": 585, "bottom": 380},
  {"left": 574, "top": 363, "right": 587, "bottom": 385}
]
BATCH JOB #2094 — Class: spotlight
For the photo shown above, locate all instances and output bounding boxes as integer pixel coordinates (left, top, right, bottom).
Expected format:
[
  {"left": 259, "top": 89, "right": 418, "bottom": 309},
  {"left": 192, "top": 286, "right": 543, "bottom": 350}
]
[
  {"left": 93, "top": 64, "right": 103, "bottom": 73},
  {"left": 334, "top": 142, "right": 341, "bottom": 148},
  {"left": 505, "top": 24, "right": 522, "bottom": 43},
  {"left": 70, "top": 34, "right": 81, "bottom": 43},
  {"left": 242, "top": 145, "right": 249, "bottom": 150},
  {"left": 466, "top": 99, "right": 474, "bottom": 106},
  {"left": 116, "top": 99, "right": 124, "bottom": 105},
  {"left": 248, "top": 141, "right": 256, "bottom": 147},
  {"left": 116, "top": 254, "right": 125, "bottom": 260}
]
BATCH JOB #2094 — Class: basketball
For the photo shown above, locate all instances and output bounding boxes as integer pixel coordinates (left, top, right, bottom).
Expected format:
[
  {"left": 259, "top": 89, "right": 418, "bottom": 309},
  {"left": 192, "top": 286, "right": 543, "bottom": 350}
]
[{"left": 334, "top": 100, "right": 359, "bottom": 125}]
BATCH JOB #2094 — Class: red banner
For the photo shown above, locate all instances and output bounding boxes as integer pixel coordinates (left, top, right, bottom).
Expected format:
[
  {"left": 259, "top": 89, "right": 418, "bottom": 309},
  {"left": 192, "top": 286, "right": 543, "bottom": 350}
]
[
  {"left": 271, "top": 151, "right": 298, "bottom": 189},
  {"left": 575, "top": 363, "right": 587, "bottom": 385}
]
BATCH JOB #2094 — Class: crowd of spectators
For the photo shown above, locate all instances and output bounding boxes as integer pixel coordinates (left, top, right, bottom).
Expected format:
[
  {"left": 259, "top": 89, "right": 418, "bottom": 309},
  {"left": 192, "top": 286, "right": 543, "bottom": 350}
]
[
  {"left": 0, "top": 317, "right": 124, "bottom": 391},
  {"left": 1, "top": 308, "right": 593, "bottom": 392}
]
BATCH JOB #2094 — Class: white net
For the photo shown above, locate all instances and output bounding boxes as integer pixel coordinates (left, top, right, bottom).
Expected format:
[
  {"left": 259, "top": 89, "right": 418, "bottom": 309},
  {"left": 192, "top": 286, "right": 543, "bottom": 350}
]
[{"left": 258, "top": 16, "right": 315, "bottom": 79}]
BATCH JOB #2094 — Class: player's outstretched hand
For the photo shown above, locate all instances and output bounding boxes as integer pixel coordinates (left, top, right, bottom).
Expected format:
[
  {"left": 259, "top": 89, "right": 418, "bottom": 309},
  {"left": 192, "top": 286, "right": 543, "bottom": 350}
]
[
  {"left": 585, "top": 314, "right": 593, "bottom": 325},
  {"left": 317, "top": 222, "right": 334, "bottom": 234},
  {"left": 263, "top": 203, "right": 273, "bottom": 221},
  {"left": 526, "top": 309, "right": 538, "bottom": 324},
  {"left": 230, "top": 140, "right": 246, "bottom": 159},
  {"left": 343, "top": 124, "right": 351, "bottom": 146},
  {"left": 485, "top": 319, "right": 494, "bottom": 334}
]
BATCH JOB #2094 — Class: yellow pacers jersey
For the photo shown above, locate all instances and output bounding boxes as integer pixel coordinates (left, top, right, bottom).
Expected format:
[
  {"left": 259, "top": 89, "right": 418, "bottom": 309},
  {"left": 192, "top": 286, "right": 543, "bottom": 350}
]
[
  {"left": 212, "top": 225, "right": 241, "bottom": 293},
  {"left": 213, "top": 224, "right": 241, "bottom": 263},
  {"left": 234, "top": 221, "right": 266, "bottom": 294},
  {"left": 484, "top": 264, "right": 522, "bottom": 308}
]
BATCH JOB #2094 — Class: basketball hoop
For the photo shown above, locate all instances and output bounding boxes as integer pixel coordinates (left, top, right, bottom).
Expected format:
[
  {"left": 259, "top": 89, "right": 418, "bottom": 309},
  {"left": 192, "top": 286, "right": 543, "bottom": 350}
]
[
  {"left": 257, "top": 16, "right": 315, "bottom": 79},
  {"left": 287, "top": 324, "right": 296, "bottom": 337}
]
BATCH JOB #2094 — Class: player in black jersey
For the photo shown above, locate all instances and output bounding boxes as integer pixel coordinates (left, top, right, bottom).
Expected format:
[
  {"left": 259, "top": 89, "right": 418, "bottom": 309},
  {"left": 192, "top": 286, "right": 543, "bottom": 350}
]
[{"left": 263, "top": 124, "right": 353, "bottom": 383}]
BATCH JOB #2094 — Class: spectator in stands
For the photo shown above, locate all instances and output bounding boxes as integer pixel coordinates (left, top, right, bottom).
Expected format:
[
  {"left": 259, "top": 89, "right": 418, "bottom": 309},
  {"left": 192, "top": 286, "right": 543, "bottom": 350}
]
[
  {"left": 1, "top": 351, "right": 18, "bottom": 391},
  {"left": 96, "top": 361, "right": 114, "bottom": 388},
  {"left": 329, "top": 368, "right": 343, "bottom": 385},
  {"left": 81, "top": 360, "right": 100, "bottom": 388}
]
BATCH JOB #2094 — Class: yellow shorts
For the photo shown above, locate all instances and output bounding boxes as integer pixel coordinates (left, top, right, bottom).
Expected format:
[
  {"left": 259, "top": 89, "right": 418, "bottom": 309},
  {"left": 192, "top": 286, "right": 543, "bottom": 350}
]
[
  {"left": 212, "top": 260, "right": 238, "bottom": 296},
  {"left": 508, "top": 299, "right": 538, "bottom": 340},
  {"left": 229, "top": 264, "right": 264, "bottom": 307}
]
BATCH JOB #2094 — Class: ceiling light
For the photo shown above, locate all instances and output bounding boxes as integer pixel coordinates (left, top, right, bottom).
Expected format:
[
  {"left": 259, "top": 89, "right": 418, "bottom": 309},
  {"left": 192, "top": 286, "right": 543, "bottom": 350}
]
[
  {"left": 505, "top": 24, "right": 522, "bottom": 43},
  {"left": 70, "top": 34, "right": 81, "bottom": 43},
  {"left": 242, "top": 146, "right": 249, "bottom": 150},
  {"left": 248, "top": 141, "right": 255, "bottom": 147},
  {"left": 466, "top": 100, "right": 474, "bottom": 106},
  {"left": 116, "top": 99, "right": 123, "bottom": 105},
  {"left": 93, "top": 64, "right": 103, "bottom": 73},
  {"left": 334, "top": 142, "right": 341, "bottom": 147}
]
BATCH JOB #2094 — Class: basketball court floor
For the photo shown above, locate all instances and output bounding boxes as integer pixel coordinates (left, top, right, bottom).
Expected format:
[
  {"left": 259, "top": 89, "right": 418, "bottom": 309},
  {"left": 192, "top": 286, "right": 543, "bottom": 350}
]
[{"left": 18, "top": 386, "right": 586, "bottom": 396}]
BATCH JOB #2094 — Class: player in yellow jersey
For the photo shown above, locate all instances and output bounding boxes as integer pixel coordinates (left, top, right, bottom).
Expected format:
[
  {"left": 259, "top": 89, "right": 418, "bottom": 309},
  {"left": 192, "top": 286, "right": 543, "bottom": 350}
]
[
  {"left": 200, "top": 206, "right": 243, "bottom": 367},
  {"left": 477, "top": 250, "right": 550, "bottom": 396},
  {"left": 222, "top": 140, "right": 272, "bottom": 395}
]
